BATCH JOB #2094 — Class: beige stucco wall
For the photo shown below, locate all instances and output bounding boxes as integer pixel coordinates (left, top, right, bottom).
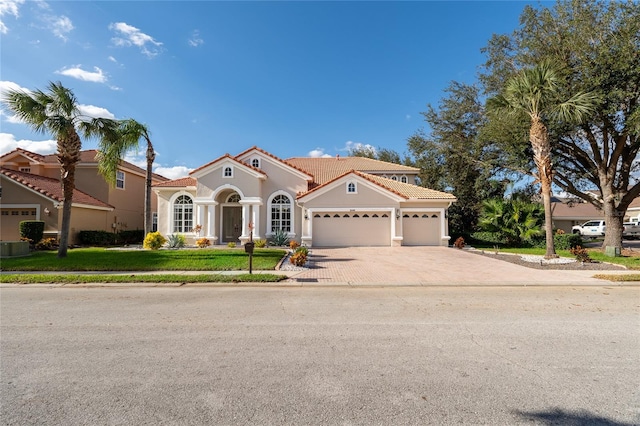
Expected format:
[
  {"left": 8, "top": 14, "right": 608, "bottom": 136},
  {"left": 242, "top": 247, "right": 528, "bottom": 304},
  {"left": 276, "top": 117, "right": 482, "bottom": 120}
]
[
  {"left": 196, "top": 165, "right": 262, "bottom": 200},
  {"left": 0, "top": 178, "right": 59, "bottom": 241},
  {"left": 68, "top": 207, "right": 111, "bottom": 244},
  {"left": 302, "top": 183, "right": 400, "bottom": 210}
]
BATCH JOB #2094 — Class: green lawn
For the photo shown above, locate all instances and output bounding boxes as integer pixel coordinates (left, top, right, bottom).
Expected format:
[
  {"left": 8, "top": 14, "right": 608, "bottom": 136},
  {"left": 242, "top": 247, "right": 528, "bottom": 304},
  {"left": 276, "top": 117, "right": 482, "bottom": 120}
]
[
  {"left": 0, "top": 273, "right": 287, "bottom": 284},
  {"left": 485, "top": 246, "right": 640, "bottom": 270},
  {"left": 0, "top": 248, "right": 286, "bottom": 272}
]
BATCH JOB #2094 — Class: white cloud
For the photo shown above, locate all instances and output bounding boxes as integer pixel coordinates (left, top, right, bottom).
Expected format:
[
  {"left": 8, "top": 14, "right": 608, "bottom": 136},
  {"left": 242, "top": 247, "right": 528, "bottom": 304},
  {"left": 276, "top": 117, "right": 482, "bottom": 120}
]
[
  {"left": 0, "top": 80, "right": 30, "bottom": 95},
  {"left": 344, "top": 140, "right": 376, "bottom": 154},
  {"left": 48, "top": 15, "right": 73, "bottom": 40},
  {"left": 108, "top": 56, "right": 117, "bottom": 63},
  {"left": 153, "top": 165, "right": 192, "bottom": 180},
  {"left": 308, "top": 148, "right": 332, "bottom": 158},
  {"left": 188, "top": 30, "right": 203, "bottom": 47},
  {"left": 0, "top": 133, "right": 56, "bottom": 156},
  {"left": 56, "top": 65, "right": 107, "bottom": 83},
  {"left": 78, "top": 104, "right": 116, "bottom": 119},
  {"left": 0, "top": 0, "right": 24, "bottom": 34},
  {"left": 109, "top": 21, "right": 163, "bottom": 58}
]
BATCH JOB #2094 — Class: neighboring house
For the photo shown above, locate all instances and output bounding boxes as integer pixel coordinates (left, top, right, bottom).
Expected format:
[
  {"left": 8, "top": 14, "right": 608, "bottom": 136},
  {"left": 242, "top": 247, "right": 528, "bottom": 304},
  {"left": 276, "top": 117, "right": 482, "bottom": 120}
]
[
  {"left": 0, "top": 148, "right": 168, "bottom": 243},
  {"left": 624, "top": 197, "right": 640, "bottom": 222},
  {"left": 551, "top": 197, "right": 604, "bottom": 233},
  {"left": 154, "top": 146, "right": 456, "bottom": 247}
]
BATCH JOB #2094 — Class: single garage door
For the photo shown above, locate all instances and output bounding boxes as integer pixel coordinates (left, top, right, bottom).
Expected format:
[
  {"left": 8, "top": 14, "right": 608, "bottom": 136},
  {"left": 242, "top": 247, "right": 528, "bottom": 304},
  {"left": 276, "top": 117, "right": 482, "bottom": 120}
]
[
  {"left": 312, "top": 212, "right": 391, "bottom": 247},
  {"left": 402, "top": 213, "right": 441, "bottom": 246}
]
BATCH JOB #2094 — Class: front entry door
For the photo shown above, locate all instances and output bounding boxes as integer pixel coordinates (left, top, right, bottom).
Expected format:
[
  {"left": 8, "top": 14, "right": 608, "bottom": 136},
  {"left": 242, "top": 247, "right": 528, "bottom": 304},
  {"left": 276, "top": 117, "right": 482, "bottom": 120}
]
[{"left": 222, "top": 206, "right": 242, "bottom": 243}]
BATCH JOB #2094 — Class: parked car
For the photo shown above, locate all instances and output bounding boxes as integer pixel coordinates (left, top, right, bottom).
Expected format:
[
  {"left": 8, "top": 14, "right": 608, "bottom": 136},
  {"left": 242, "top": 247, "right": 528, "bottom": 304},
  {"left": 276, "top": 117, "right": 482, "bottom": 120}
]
[
  {"left": 623, "top": 222, "right": 640, "bottom": 239},
  {"left": 572, "top": 220, "right": 606, "bottom": 238}
]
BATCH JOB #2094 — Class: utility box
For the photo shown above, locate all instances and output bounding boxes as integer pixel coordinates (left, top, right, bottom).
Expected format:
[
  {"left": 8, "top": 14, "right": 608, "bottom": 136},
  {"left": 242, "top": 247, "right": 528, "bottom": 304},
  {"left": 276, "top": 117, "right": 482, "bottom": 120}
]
[
  {"left": 604, "top": 246, "right": 621, "bottom": 257},
  {"left": 244, "top": 242, "right": 255, "bottom": 254}
]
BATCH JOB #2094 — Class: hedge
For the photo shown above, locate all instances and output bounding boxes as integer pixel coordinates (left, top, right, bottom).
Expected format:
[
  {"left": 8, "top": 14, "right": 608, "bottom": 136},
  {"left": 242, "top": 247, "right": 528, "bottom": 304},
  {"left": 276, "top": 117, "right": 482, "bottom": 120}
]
[{"left": 19, "top": 221, "right": 44, "bottom": 244}]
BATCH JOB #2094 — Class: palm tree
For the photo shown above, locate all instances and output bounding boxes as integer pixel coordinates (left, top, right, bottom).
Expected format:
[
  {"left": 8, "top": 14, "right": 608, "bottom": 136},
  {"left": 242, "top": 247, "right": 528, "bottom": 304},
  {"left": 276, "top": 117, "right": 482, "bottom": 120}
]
[
  {"left": 479, "top": 198, "right": 544, "bottom": 246},
  {"left": 487, "top": 61, "right": 598, "bottom": 259},
  {"left": 3, "top": 81, "right": 120, "bottom": 258},
  {"left": 97, "top": 119, "right": 156, "bottom": 235}
]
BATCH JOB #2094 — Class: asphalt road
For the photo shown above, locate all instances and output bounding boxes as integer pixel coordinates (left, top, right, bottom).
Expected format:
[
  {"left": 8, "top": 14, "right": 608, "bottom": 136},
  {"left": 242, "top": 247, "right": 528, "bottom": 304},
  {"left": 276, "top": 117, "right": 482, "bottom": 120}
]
[{"left": 1, "top": 286, "right": 639, "bottom": 425}]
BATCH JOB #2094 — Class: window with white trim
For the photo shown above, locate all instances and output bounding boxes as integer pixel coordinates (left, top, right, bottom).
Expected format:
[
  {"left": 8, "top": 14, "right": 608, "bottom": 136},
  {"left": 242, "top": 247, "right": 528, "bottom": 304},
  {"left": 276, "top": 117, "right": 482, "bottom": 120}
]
[
  {"left": 391, "top": 175, "right": 398, "bottom": 181},
  {"left": 173, "top": 195, "right": 193, "bottom": 233},
  {"left": 347, "top": 182, "right": 357, "bottom": 193},
  {"left": 227, "top": 193, "right": 241, "bottom": 203},
  {"left": 270, "top": 194, "right": 291, "bottom": 233},
  {"left": 152, "top": 212, "right": 158, "bottom": 232},
  {"left": 251, "top": 158, "right": 260, "bottom": 168},
  {"left": 116, "top": 171, "right": 125, "bottom": 189},
  {"left": 400, "top": 175, "right": 408, "bottom": 183},
  {"left": 223, "top": 166, "right": 233, "bottom": 178}
]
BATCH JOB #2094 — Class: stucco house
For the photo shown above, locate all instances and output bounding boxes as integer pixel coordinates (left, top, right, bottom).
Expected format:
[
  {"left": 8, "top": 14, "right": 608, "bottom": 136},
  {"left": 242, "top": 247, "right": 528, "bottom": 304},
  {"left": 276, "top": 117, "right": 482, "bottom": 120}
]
[
  {"left": 0, "top": 148, "right": 168, "bottom": 243},
  {"left": 154, "top": 147, "right": 456, "bottom": 247}
]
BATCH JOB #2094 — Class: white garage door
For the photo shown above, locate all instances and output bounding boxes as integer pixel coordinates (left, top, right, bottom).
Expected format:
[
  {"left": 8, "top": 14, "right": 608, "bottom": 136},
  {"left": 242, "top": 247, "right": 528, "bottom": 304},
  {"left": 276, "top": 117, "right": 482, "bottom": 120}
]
[
  {"left": 312, "top": 212, "right": 391, "bottom": 247},
  {"left": 402, "top": 213, "right": 441, "bottom": 246}
]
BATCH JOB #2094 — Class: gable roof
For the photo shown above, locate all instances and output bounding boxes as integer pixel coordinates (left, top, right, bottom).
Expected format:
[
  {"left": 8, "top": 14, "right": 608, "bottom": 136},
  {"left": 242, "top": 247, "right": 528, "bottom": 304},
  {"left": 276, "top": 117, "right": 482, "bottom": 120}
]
[
  {"left": 298, "top": 169, "right": 456, "bottom": 202},
  {"left": 189, "top": 153, "right": 267, "bottom": 178},
  {"left": 0, "top": 167, "right": 113, "bottom": 209},
  {"left": 285, "top": 156, "right": 419, "bottom": 185},
  {"left": 153, "top": 177, "right": 197, "bottom": 188},
  {"left": 0, "top": 148, "right": 169, "bottom": 182},
  {"left": 235, "top": 146, "right": 313, "bottom": 180}
]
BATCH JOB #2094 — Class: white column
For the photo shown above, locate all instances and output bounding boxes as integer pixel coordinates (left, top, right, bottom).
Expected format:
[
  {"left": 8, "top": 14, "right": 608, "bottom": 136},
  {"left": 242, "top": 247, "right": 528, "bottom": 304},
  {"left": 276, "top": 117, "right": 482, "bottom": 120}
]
[
  {"left": 207, "top": 202, "right": 218, "bottom": 241},
  {"left": 241, "top": 203, "right": 250, "bottom": 239},
  {"left": 197, "top": 205, "right": 205, "bottom": 233},
  {"left": 253, "top": 204, "right": 261, "bottom": 239}
]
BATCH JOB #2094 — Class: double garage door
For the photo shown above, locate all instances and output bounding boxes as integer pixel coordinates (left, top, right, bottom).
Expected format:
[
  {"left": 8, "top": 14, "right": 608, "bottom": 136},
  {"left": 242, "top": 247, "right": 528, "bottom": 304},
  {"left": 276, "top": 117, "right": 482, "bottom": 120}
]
[
  {"left": 311, "top": 211, "right": 441, "bottom": 247},
  {"left": 312, "top": 212, "right": 391, "bottom": 247}
]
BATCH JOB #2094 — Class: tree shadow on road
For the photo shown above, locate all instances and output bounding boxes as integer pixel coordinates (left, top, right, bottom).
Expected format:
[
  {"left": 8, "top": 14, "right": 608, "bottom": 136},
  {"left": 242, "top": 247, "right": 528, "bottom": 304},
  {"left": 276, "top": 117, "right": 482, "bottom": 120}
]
[{"left": 514, "top": 408, "right": 636, "bottom": 426}]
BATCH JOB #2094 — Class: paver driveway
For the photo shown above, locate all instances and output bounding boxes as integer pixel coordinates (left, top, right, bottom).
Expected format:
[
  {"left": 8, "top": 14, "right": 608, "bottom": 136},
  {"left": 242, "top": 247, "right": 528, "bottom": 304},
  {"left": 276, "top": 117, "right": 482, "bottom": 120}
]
[{"left": 287, "top": 246, "right": 608, "bottom": 286}]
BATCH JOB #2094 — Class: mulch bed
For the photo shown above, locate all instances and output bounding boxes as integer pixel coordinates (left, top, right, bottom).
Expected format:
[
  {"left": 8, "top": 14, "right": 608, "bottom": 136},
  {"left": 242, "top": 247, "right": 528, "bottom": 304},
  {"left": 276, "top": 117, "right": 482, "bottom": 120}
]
[{"left": 466, "top": 249, "right": 626, "bottom": 271}]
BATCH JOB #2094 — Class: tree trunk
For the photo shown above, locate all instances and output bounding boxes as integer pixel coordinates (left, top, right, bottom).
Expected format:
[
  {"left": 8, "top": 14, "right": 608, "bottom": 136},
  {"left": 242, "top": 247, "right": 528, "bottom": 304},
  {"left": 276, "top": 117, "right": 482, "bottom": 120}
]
[
  {"left": 144, "top": 141, "right": 155, "bottom": 235},
  {"left": 530, "top": 118, "right": 557, "bottom": 259},
  {"left": 602, "top": 199, "right": 625, "bottom": 250},
  {"left": 57, "top": 131, "right": 81, "bottom": 258}
]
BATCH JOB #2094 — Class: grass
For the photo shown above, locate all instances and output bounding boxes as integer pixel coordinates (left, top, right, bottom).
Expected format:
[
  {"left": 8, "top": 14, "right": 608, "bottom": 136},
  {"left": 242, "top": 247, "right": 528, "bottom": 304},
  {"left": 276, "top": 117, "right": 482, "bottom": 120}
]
[
  {"left": 592, "top": 273, "right": 640, "bottom": 282},
  {"left": 0, "top": 248, "right": 286, "bottom": 272},
  {"left": 475, "top": 246, "right": 640, "bottom": 270},
  {"left": 0, "top": 273, "right": 287, "bottom": 284}
]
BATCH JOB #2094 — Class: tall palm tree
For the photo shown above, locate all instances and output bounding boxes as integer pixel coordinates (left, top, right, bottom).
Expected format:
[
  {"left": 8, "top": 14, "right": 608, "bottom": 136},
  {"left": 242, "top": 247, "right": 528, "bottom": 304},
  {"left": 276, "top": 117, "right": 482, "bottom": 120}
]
[
  {"left": 487, "top": 61, "right": 598, "bottom": 259},
  {"left": 3, "top": 81, "right": 120, "bottom": 258},
  {"left": 97, "top": 119, "right": 156, "bottom": 235}
]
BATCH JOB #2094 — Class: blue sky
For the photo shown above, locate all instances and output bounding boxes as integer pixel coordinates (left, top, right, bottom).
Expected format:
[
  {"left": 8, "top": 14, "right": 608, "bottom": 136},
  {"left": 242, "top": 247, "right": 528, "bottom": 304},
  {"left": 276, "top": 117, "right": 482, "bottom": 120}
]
[{"left": 1, "top": 1, "right": 536, "bottom": 179}]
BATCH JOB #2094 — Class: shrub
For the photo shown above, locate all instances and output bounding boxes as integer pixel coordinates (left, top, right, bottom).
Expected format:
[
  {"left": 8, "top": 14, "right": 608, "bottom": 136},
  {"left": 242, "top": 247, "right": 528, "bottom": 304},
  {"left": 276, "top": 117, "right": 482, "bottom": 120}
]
[
  {"left": 554, "top": 233, "right": 583, "bottom": 250},
  {"left": 290, "top": 240, "right": 300, "bottom": 250},
  {"left": 227, "top": 242, "right": 236, "bottom": 248},
  {"left": 270, "top": 229, "right": 289, "bottom": 246},
  {"left": 167, "top": 234, "right": 186, "bottom": 248},
  {"left": 143, "top": 232, "right": 167, "bottom": 250},
  {"left": 196, "top": 238, "right": 211, "bottom": 248},
  {"left": 116, "top": 230, "right": 144, "bottom": 245},
  {"left": 556, "top": 228, "right": 565, "bottom": 235},
  {"left": 454, "top": 236, "right": 465, "bottom": 249},
  {"left": 254, "top": 239, "right": 267, "bottom": 248},
  {"left": 290, "top": 251, "right": 307, "bottom": 267},
  {"left": 78, "top": 230, "right": 116, "bottom": 246},
  {"left": 469, "top": 232, "right": 507, "bottom": 246},
  {"left": 19, "top": 221, "right": 44, "bottom": 245},
  {"left": 35, "top": 237, "right": 58, "bottom": 250},
  {"left": 570, "top": 246, "right": 592, "bottom": 263},
  {"left": 295, "top": 245, "right": 309, "bottom": 256}
]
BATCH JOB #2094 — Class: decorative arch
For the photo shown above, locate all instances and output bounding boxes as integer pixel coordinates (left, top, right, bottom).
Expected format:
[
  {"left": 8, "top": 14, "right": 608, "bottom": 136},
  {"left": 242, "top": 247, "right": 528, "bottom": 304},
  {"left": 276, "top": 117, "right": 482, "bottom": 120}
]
[
  {"left": 168, "top": 191, "right": 195, "bottom": 233},
  {"left": 211, "top": 184, "right": 246, "bottom": 203}
]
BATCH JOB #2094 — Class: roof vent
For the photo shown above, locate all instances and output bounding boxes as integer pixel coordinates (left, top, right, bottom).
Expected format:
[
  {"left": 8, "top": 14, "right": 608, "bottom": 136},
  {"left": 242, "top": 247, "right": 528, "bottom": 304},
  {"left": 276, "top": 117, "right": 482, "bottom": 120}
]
[{"left": 336, "top": 154, "right": 340, "bottom": 160}]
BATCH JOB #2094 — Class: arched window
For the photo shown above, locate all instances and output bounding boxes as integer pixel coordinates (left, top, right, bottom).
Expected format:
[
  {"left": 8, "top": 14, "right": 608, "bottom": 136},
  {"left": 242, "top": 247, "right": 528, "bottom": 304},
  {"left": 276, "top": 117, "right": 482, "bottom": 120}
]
[
  {"left": 226, "top": 193, "right": 241, "bottom": 203},
  {"left": 391, "top": 175, "right": 398, "bottom": 181},
  {"left": 270, "top": 194, "right": 291, "bottom": 233},
  {"left": 401, "top": 175, "right": 408, "bottom": 183},
  {"left": 347, "top": 182, "right": 356, "bottom": 193},
  {"left": 223, "top": 166, "right": 233, "bottom": 177},
  {"left": 173, "top": 195, "right": 193, "bottom": 233},
  {"left": 251, "top": 158, "right": 260, "bottom": 168}
]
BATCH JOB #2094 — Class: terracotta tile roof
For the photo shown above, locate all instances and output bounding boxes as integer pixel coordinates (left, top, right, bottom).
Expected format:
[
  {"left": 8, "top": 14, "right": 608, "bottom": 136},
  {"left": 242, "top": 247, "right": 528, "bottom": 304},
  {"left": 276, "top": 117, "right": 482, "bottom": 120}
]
[
  {"left": 190, "top": 153, "right": 266, "bottom": 177},
  {"left": 0, "top": 167, "right": 113, "bottom": 209},
  {"left": 13, "top": 148, "right": 168, "bottom": 182},
  {"left": 154, "top": 177, "right": 197, "bottom": 188},
  {"left": 298, "top": 169, "right": 455, "bottom": 201},
  {"left": 0, "top": 147, "right": 46, "bottom": 163},
  {"left": 235, "top": 146, "right": 313, "bottom": 179},
  {"left": 285, "top": 156, "right": 419, "bottom": 185}
]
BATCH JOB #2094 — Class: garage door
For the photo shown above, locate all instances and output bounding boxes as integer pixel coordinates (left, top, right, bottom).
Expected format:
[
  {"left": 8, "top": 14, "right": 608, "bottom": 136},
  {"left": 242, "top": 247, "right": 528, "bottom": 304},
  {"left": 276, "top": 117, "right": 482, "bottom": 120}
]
[
  {"left": 312, "top": 212, "right": 391, "bottom": 247},
  {"left": 402, "top": 213, "right": 441, "bottom": 246}
]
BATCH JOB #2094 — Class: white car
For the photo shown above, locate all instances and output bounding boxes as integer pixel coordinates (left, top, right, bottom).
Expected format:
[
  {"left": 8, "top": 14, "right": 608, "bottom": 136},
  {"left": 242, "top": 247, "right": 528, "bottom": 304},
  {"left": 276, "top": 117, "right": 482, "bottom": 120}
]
[{"left": 572, "top": 220, "right": 605, "bottom": 238}]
